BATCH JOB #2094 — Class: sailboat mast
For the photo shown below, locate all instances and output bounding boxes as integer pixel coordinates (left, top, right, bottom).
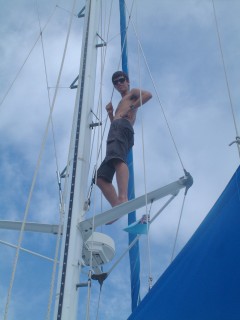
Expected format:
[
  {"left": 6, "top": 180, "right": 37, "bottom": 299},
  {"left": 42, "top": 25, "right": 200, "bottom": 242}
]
[
  {"left": 53, "top": 1, "right": 100, "bottom": 319},
  {"left": 119, "top": 0, "right": 141, "bottom": 311}
]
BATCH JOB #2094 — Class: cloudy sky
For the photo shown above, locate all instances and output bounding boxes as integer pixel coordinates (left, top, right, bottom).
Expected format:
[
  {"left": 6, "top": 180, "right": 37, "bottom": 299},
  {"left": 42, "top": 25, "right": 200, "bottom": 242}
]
[{"left": 0, "top": 0, "right": 240, "bottom": 319}]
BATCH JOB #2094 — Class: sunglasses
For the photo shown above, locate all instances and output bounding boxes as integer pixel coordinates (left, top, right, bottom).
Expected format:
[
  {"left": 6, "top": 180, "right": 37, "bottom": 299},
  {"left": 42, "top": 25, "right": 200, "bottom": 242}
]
[{"left": 113, "top": 77, "right": 126, "bottom": 85}]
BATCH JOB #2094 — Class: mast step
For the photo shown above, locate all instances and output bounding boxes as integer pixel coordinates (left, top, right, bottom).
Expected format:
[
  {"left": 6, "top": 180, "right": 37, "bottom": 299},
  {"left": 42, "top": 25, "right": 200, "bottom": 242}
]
[{"left": 76, "top": 282, "right": 88, "bottom": 288}]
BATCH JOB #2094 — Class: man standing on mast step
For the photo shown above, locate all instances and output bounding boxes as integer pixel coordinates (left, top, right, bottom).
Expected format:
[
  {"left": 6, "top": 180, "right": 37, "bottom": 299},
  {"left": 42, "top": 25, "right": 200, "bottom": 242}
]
[{"left": 96, "top": 71, "right": 152, "bottom": 220}]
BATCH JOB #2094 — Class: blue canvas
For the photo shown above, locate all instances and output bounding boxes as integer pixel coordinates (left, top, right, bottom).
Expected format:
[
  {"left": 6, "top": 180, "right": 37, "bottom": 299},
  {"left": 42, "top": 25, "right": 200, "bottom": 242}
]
[{"left": 128, "top": 166, "right": 240, "bottom": 320}]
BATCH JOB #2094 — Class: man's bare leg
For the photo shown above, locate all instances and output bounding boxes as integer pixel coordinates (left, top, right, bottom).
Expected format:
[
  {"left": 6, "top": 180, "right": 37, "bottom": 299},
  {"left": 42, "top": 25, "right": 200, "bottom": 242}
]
[
  {"left": 114, "top": 160, "right": 129, "bottom": 204},
  {"left": 96, "top": 178, "right": 121, "bottom": 225},
  {"left": 96, "top": 178, "right": 119, "bottom": 207},
  {"left": 97, "top": 160, "right": 129, "bottom": 224},
  {"left": 105, "top": 160, "right": 129, "bottom": 224}
]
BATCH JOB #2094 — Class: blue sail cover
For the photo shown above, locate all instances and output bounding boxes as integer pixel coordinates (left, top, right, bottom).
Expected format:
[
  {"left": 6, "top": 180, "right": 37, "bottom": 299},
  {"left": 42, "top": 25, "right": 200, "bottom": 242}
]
[{"left": 128, "top": 166, "right": 240, "bottom": 320}]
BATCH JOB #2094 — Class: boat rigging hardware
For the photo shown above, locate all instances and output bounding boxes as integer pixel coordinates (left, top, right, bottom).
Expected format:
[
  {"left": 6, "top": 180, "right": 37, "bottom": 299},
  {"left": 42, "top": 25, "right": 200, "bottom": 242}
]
[
  {"left": 84, "top": 198, "right": 91, "bottom": 211},
  {"left": 69, "top": 36, "right": 106, "bottom": 90},
  {"left": 181, "top": 169, "right": 193, "bottom": 195},
  {"left": 76, "top": 270, "right": 93, "bottom": 289},
  {"left": 96, "top": 33, "right": 107, "bottom": 48},
  {"left": 148, "top": 276, "right": 153, "bottom": 291},
  {"left": 77, "top": 6, "right": 85, "bottom": 18},
  {"left": 89, "top": 121, "right": 102, "bottom": 129},
  {"left": 89, "top": 109, "right": 102, "bottom": 129},
  {"left": 91, "top": 272, "right": 108, "bottom": 286},
  {"left": 69, "top": 75, "right": 79, "bottom": 89},
  {"left": 76, "top": 282, "right": 88, "bottom": 288},
  {"left": 60, "top": 166, "right": 67, "bottom": 178},
  {"left": 229, "top": 136, "right": 240, "bottom": 146}
]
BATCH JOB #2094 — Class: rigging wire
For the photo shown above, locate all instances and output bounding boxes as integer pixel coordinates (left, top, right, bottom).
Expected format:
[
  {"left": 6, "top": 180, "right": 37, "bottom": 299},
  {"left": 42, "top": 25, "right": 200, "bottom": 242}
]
[
  {"left": 35, "top": 0, "right": 61, "bottom": 184},
  {"left": 33, "top": 4, "right": 67, "bottom": 318},
  {"left": 56, "top": 4, "right": 78, "bottom": 17},
  {"left": 124, "top": 2, "right": 186, "bottom": 173},
  {"left": 0, "top": 6, "right": 57, "bottom": 110},
  {"left": 134, "top": 1, "right": 153, "bottom": 291},
  {"left": 3, "top": 0, "right": 77, "bottom": 317},
  {"left": 212, "top": 0, "right": 240, "bottom": 158},
  {"left": 170, "top": 193, "right": 187, "bottom": 263},
  {"left": 0, "top": 240, "right": 59, "bottom": 263},
  {"left": 33, "top": 2, "right": 71, "bottom": 316}
]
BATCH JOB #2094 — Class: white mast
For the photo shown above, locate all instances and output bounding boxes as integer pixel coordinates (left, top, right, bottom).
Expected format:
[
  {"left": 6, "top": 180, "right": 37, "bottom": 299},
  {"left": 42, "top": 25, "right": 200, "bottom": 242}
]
[{"left": 54, "top": 1, "right": 100, "bottom": 319}]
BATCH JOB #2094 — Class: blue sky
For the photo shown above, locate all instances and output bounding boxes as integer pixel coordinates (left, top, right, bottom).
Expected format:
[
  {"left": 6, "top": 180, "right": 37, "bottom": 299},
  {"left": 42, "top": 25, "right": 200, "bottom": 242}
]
[{"left": 0, "top": 0, "right": 240, "bottom": 319}]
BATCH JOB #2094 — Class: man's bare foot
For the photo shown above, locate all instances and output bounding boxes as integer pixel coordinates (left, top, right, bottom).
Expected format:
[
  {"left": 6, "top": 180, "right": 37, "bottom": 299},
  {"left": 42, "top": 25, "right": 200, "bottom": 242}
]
[
  {"left": 105, "top": 199, "right": 127, "bottom": 225},
  {"left": 105, "top": 219, "right": 118, "bottom": 225}
]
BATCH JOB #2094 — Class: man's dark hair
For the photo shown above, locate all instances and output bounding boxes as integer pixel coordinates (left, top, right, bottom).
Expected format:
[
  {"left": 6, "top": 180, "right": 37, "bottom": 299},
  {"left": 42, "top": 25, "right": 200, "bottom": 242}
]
[{"left": 112, "top": 71, "right": 129, "bottom": 83}]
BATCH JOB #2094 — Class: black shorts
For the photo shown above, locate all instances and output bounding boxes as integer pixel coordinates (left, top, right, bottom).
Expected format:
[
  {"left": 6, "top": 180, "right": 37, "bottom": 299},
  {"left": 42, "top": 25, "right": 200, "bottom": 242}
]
[{"left": 97, "top": 118, "right": 134, "bottom": 183}]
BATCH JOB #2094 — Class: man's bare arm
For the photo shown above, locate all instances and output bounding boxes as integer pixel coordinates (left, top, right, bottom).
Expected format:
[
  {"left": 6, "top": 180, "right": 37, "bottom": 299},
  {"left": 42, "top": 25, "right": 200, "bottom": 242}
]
[
  {"left": 130, "top": 88, "right": 152, "bottom": 109},
  {"left": 106, "top": 102, "right": 114, "bottom": 122}
]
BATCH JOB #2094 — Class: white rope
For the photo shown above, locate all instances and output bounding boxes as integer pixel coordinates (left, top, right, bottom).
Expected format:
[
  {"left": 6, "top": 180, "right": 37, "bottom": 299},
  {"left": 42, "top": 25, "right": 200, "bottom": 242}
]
[
  {"left": 212, "top": 0, "right": 240, "bottom": 158},
  {"left": 3, "top": 0, "right": 77, "bottom": 317}
]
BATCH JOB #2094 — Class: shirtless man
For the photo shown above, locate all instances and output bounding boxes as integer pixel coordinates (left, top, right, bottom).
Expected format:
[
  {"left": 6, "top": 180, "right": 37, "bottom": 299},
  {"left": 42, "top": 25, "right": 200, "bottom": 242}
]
[{"left": 96, "top": 71, "right": 152, "bottom": 211}]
